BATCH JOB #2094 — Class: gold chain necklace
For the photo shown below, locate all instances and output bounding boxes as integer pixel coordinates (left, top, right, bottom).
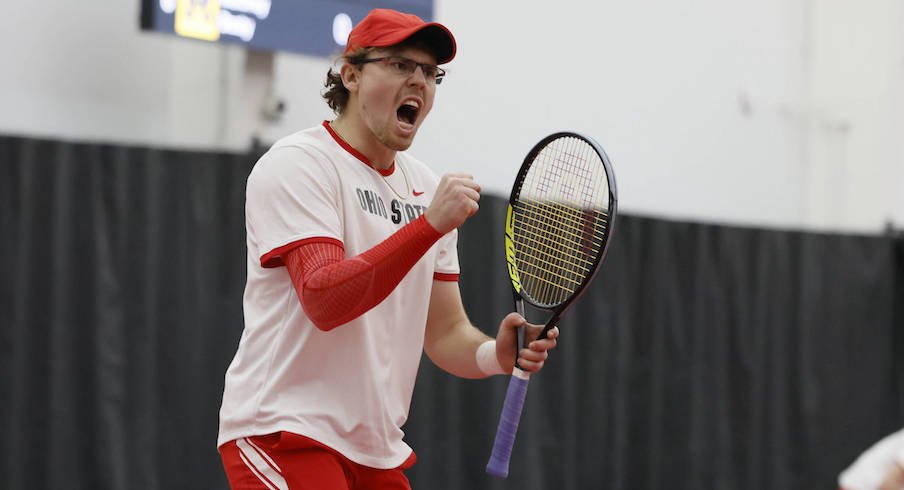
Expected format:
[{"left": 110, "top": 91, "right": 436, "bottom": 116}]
[{"left": 380, "top": 161, "right": 411, "bottom": 200}]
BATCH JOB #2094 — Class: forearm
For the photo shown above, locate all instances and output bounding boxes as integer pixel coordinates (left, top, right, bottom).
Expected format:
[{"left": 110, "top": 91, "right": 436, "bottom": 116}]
[
  {"left": 424, "top": 280, "right": 505, "bottom": 378},
  {"left": 284, "top": 215, "right": 442, "bottom": 331},
  {"left": 425, "top": 321, "right": 495, "bottom": 379}
]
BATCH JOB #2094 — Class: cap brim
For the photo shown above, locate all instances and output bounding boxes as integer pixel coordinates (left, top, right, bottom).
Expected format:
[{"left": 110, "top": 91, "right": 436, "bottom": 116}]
[{"left": 396, "top": 23, "right": 457, "bottom": 64}]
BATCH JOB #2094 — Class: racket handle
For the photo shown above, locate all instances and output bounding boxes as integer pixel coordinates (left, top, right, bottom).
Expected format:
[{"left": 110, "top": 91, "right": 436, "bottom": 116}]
[{"left": 486, "top": 367, "right": 531, "bottom": 478}]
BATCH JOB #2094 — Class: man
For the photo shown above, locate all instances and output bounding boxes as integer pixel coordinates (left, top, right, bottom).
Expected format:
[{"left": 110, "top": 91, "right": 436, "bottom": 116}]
[{"left": 218, "top": 8, "right": 559, "bottom": 489}]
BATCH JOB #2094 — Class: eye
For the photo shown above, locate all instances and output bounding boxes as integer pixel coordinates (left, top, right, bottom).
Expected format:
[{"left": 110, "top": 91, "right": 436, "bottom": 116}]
[
  {"left": 390, "top": 59, "right": 414, "bottom": 74},
  {"left": 422, "top": 66, "right": 438, "bottom": 79}
]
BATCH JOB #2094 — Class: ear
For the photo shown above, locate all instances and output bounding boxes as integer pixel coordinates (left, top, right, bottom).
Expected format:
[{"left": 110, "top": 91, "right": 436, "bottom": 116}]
[{"left": 339, "top": 63, "right": 360, "bottom": 94}]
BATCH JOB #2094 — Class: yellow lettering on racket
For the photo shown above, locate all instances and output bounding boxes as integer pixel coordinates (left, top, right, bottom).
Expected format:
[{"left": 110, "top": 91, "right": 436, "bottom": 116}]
[{"left": 505, "top": 205, "right": 522, "bottom": 293}]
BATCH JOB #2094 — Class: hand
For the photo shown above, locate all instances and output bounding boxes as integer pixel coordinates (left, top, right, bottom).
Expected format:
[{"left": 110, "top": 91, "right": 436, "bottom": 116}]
[
  {"left": 424, "top": 173, "right": 481, "bottom": 234},
  {"left": 494, "top": 312, "right": 559, "bottom": 374}
]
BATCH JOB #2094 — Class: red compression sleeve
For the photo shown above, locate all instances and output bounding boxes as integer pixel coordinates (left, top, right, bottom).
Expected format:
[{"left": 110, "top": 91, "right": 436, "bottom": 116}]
[{"left": 283, "top": 215, "right": 443, "bottom": 331}]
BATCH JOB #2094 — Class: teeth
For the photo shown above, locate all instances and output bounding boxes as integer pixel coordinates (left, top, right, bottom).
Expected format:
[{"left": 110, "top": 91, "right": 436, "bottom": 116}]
[{"left": 402, "top": 100, "right": 420, "bottom": 109}]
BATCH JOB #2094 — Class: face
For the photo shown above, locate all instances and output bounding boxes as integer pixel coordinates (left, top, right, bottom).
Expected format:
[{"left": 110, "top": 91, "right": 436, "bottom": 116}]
[{"left": 341, "top": 46, "right": 438, "bottom": 152}]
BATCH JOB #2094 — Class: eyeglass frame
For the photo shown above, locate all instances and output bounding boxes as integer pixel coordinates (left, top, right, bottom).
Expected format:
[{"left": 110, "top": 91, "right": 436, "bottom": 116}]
[{"left": 352, "top": 56, "right": 447, "bottom": 85}]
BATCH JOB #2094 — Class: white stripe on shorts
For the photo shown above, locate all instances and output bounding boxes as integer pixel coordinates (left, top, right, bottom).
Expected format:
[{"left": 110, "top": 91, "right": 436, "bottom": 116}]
[
  {"left": 236, "top": 438, "right": 288, "bottom": 490},
  {"left": 245, "top": 437, "right": 283, "bottom": 473}
]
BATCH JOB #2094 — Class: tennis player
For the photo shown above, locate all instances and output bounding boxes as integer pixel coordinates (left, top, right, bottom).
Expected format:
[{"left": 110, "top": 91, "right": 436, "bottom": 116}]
[{"left": 217, "top": 8, "right": 559, "bottom": 489}]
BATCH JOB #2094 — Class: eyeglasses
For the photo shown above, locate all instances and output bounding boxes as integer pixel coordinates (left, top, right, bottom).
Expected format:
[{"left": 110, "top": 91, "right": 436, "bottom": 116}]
[{"left": 355, "top": 56, "right": 446, "bottom": 85}]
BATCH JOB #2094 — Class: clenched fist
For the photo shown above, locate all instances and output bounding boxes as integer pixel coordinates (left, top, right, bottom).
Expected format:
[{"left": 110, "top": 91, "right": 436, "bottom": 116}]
[{"left": 424, "top": 173, "right": 481, "bottom": 234}]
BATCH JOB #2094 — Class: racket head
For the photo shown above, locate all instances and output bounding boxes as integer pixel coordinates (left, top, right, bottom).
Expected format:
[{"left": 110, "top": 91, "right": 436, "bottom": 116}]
[{"left": 504, "top": 131, "right": 617, "bottom": 312}]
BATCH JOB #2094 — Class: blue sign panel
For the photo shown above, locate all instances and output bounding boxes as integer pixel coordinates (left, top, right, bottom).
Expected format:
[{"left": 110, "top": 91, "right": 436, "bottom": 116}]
[{"left": 140, "top": 0, "right": 435, "bottom": 58}]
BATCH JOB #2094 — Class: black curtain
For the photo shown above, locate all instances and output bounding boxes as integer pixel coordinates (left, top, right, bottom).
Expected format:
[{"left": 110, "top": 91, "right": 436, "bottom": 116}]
[{"left": 1, "top": 135, "right": 902, "bottom": 490}]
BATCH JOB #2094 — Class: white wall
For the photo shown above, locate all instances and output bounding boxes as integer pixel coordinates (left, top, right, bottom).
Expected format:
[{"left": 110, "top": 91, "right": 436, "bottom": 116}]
[
  {"left": 1, "top": 1, "right": 224, "bottom": 148},
  {"left": 1, "top": 0, "right": 901, "bottom": 233},
  {"left": 803, "top": 0, "right": 904, "bottom": 232}
]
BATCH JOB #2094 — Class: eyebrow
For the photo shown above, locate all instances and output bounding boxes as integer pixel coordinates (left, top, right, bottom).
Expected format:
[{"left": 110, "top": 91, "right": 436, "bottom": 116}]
[{"left": 380, "top": 49, "right": 438, "bottom": 65}]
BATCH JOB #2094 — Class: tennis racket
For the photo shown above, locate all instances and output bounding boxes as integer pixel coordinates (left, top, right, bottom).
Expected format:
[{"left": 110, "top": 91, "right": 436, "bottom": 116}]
[{"left": 486, "top": 131, "right": 617, "bottom": 478}]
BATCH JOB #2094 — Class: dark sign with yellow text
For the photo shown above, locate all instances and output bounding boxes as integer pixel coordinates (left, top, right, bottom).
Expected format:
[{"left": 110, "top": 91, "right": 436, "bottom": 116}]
[{"left": 140, "top": 0, "right": 434, "bottom": 57}]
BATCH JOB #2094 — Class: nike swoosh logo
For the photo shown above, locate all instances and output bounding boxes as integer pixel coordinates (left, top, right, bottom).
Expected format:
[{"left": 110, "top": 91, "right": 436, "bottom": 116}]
[{"left": 413, "top": 190, "right": 424, "bottom": 196}]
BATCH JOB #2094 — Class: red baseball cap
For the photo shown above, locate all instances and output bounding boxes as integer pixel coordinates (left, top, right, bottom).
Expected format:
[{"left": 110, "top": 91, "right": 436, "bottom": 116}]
[{"left": 344, "top": 8, "right": 457, "bottom": 64}]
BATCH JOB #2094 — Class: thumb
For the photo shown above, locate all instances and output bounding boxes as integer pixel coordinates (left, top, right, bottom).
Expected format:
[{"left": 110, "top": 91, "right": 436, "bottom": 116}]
[{"left": 501, "top": 312, "right": 526, "bottom": 331}]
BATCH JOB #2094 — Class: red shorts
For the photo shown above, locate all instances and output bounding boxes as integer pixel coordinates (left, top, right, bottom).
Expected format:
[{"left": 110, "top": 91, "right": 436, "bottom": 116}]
[{"left": 219, "top": 432, "right": 416, "bottom": 490}]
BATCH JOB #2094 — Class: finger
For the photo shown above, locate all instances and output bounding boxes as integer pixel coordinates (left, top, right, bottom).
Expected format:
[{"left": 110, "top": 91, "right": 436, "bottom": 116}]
[
  {"left": 503, "top": 312, "right": 526, "bottom": 329},
  {"left": 516, "top": 358, "right": 545, "bottom": 373},
  {"left": 449, "top": 175, "right": 480, "bottom": 191},
  {"left": 462, "top": 188, "right": 481, "bottom": 201},
  {"left": 445, "top": 172, "right": 474, "bottom": 180},
  {"left": 528, "top": 337, "right": 557, "bottom": 352},
  {"left": 519, "top": 348, "right": 549, "bottom": 362},
  {"left": 524, "top": 324, "right": 552, "bottom": 342},
  {"left": 463, "top": 179, "right": 481, "bottom": 193}
]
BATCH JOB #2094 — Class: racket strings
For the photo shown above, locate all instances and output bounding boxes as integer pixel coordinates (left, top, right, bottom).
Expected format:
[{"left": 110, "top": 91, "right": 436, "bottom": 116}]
[
  {"left": 515, "top": 201, "right": 608, "bottom": 249},
  {"left": 512, "top": 136, "right": 611, "bottom": 306},
  {"left": 512, "top": 204, "right": 606, "bottom": 273},
  {"left": 513, "top": 207, "right": 608, "bottom": 302}
]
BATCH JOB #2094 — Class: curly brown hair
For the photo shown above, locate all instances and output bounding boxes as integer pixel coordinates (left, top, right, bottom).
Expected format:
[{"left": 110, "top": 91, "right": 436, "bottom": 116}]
[{"left": 322, "top": 49, "right": 372, "bottom": 115}]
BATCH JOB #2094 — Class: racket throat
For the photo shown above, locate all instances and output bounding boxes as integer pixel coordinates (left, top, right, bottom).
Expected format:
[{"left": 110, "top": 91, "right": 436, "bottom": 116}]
[
  {"left": 536, "top": 315, "right": 559, "bottom": 342},
  {"left": 513, "top": 309, "right": 559, "bottom": 371}
]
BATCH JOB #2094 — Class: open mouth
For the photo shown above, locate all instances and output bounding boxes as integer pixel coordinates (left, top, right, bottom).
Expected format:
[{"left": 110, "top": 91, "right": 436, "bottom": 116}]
[{"left": 396, "top": 100, "right": 420, "bottom": 126}]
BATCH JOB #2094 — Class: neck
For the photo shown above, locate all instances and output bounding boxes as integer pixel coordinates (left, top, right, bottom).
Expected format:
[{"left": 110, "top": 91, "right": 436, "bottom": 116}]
[{"left": 329, "top": 114, "right": 396, "bottom": 171}]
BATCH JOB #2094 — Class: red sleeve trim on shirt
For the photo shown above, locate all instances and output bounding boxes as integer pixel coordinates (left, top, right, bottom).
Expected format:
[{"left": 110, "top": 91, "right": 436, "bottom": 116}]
[
  {"left": 261, "top": 236, "right": 344, "bottom": 268},
  {"left": 433, "top": 272, "right": 460, "bottom": 282}
]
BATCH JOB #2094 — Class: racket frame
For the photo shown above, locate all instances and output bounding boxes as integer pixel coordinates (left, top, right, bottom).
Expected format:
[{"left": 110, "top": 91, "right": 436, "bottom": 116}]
[
  {"left": 488, "top": 131, "right": 618, "bottom": 478},
  {"left": 506, "top": 131, "right": 618, "bottom": 339}
]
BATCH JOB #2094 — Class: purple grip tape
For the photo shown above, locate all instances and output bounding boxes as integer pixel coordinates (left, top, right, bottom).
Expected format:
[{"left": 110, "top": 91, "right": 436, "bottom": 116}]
[{"left": 486, "top": 373, "right": 530, "bottom": 478}]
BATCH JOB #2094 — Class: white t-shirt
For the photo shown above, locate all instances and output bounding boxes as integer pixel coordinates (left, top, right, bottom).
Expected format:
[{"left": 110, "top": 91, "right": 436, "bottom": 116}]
[{"left": 218, "top": 122, "right": 460, "bottom": 469}]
